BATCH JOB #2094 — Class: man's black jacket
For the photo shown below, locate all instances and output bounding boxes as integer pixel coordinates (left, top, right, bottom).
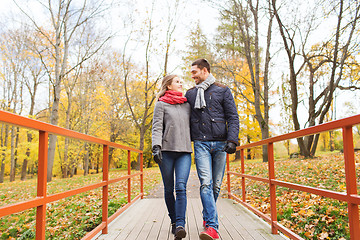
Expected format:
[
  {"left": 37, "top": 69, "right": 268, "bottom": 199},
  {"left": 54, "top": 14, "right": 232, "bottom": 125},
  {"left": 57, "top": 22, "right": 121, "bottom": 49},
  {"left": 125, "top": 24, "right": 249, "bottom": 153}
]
[{"left": 185, "top": 82, "right": 239, "bottom": 145}]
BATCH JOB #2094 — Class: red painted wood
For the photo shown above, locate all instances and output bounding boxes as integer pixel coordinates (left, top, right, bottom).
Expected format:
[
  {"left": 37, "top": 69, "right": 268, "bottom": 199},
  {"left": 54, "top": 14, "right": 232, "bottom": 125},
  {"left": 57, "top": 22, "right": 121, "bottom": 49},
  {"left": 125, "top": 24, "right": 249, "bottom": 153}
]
[
  {"left": 102, "top": 145, "right": 109, "bottom": 234},
  {"left": 227, "top": 114, "right": 360, "bottom": 239},
  {"left": 268, "top": 143, "right": 278, "bottom": 234},
  {"left": 343, "top": 126, "right": 360, "bottom": 240},
  {"left": 36, "top": 131, "right": 48, "bottom": 240},
  {"left": 0, "top": 110, "right": 143, "bottom": 240}
]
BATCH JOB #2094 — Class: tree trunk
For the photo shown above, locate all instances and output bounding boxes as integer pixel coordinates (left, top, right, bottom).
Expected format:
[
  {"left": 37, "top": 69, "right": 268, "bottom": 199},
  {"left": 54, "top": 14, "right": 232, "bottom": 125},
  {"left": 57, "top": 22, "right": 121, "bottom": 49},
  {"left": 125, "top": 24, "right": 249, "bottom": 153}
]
[
  {"left": 108, "top": 126, "right": 118, "bottom": 167},
  {"left": 329, "top": 131, "right": 334, "bottom": 151},
  {"left": 0, "top": 124, "right": 8, "bottom": 183},
  {"left": 62, "top": 138, "right": 70, "bottom": 178},
  {"left": 47, "top": 80, "right": 61, "bottom": 181},
  {"left": 21, "top": 130, "right": 33, "bottom": 181},
  {"left": 286, "top": 140, "right": 290, "bottom": 156},
  {"left": 10, "top": 126, "right": 16, "bottom": 182},
  {"left": 136, "top": 126, "right": 146, "bottom": 170},
  {"left": 84, "top": 143, "right": 89, "bottom": 176},
  {"left": 246, "top": 135, "right": 251, "bottom": 160},
  {"left": 261, "top": 127, "right": 269, "bottom": 162},
  {"left": 14, "top": 127, "right": 19, "bottom": 178}
]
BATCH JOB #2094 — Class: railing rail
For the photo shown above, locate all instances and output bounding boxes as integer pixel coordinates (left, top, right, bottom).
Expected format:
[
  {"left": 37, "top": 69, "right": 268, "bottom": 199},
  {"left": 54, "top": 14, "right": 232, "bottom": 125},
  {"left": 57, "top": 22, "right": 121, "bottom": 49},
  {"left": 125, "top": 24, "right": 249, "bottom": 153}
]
[
  {"left": 226, "top": 114, "right": 360, "bottom": 240},
  {"left": 0, "top": 110, "right": 144, "bottom": 240}
]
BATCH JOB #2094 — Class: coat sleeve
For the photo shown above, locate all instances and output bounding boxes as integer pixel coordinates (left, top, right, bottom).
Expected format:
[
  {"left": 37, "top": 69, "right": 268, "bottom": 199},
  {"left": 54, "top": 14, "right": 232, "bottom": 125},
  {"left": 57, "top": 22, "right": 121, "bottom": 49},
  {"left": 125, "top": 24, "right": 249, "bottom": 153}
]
[
  {"left": 152, "top": 102, "right": 164, "bottom": 148},
  {"left": 224, "top": 87, "right": 239, "bottom": 144}
]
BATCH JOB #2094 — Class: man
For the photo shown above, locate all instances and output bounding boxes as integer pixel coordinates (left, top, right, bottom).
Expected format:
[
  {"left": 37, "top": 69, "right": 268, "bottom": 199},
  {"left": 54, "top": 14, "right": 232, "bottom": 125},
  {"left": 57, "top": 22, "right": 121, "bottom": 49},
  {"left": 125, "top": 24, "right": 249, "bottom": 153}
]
[{"left": 185, "top": 59, "right": 239, "bottom": 240}]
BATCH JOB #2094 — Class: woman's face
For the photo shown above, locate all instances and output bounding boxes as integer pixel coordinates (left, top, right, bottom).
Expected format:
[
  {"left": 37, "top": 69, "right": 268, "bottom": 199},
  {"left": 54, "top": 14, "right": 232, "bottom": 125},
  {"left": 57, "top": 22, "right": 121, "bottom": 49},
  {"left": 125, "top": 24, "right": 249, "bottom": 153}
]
[{"left": 167, "top": 77, "right": 183, "bottom": 92}]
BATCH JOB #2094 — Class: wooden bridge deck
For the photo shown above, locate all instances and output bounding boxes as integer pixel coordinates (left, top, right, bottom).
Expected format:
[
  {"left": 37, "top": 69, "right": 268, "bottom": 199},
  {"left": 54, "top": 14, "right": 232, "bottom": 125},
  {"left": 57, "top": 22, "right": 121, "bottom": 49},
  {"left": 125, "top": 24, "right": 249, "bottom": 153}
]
[{"left": 94, "top": 198, "right": 288, "bottom": 240}]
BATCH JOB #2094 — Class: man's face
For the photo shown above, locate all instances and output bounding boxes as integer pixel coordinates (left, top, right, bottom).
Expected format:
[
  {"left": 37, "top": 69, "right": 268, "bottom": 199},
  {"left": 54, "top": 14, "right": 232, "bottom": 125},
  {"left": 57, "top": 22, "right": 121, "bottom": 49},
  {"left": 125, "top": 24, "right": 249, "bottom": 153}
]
[{"left": 191, "top": 65, "right": 207, "bottom": 85}]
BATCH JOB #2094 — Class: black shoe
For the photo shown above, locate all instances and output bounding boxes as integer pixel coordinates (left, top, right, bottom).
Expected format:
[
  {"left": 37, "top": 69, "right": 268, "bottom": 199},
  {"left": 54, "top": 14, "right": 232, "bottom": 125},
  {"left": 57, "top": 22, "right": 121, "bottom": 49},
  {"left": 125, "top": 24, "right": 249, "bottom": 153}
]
[
  {"left": 174, "top": 226, "right": 186, "bottom": 240},
  {"left": 171, "top": 223, "right": 176, "bottom": 234}
]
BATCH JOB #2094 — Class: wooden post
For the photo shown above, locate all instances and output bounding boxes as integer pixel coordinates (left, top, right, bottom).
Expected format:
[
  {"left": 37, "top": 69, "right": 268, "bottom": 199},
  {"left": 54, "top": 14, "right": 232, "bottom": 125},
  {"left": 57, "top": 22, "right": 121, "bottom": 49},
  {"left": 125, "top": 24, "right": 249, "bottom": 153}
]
[
  {"left": 268, "top": 143, "right": 278, "bottom": 234},
  {"left": 127, "top": 150, "right": 131, "bottom": 203},
  {"left": 36, "top": 131, "right": 48, "bottom": 240},
  {"left": 102, "top": 145, "right": 109, "bottom": 234},
  {"left": 343, "top": 126, "right": 360, "bottom": 240},
  {"left": 226, "top": 154, "right": 231, "bottom": 198},
  {"left": 140, "top": 152, "right": 144, "bottom": 199},
  {"left": 241, "top": 149, "right": 246, "bottom": 202}
]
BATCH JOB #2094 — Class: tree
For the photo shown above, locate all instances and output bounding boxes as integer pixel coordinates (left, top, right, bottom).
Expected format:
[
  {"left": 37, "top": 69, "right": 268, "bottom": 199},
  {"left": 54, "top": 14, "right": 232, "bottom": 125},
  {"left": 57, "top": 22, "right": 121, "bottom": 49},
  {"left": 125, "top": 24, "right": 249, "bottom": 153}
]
[
  {"left": 123, "top": 0, "right": 183, "bottom": 168},
  {"left": 182, "top": 22, "right": 216, "bottom": 83},
  {"left": 0, "top": 28, "right": 28, "bottom": 181},
  {"left": 21, "top": 29, "right": 46, "bottom": 180},
  {"left": 214, "top": 0, "right": 274, "bottom": 162},
  {"left": 15, "top": 0, "right": 112, "bottom": 181},
  {"left": 272, "top": 0, "right": 360, "bottom": 157}
]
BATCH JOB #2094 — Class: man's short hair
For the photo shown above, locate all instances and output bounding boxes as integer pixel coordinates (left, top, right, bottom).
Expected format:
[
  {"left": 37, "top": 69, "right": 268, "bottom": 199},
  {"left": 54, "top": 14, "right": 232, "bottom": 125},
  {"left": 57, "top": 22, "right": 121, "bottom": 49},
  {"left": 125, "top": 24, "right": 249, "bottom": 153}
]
[{"left": 192, "top": 58, "right": 211, "bottom": 73}]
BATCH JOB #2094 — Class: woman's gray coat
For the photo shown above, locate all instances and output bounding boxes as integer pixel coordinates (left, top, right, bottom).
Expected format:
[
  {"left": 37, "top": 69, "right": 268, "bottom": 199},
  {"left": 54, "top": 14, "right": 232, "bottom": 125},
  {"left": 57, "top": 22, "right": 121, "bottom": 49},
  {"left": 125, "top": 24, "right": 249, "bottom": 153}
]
[{"left": 152, "top": 101, "right": 192, "bottom": 153}]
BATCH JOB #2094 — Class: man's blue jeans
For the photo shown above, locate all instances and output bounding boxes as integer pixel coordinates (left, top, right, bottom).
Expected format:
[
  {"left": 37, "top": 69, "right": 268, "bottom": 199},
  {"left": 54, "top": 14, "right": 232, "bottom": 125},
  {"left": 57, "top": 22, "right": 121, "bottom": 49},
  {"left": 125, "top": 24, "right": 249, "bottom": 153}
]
[
  {"left": 159, "top": 151, "right": 191, "bottom": 227},
  {"left": 194, "top": 141, "right": 227, "bottom": 231}
]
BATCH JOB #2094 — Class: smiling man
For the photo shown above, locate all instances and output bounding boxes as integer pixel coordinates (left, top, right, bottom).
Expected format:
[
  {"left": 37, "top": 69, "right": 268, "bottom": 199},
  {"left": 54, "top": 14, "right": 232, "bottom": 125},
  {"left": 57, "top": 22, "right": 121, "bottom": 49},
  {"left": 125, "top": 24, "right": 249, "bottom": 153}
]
[{"left": 185, "top": 59, "right": 239, "bottom": 240}]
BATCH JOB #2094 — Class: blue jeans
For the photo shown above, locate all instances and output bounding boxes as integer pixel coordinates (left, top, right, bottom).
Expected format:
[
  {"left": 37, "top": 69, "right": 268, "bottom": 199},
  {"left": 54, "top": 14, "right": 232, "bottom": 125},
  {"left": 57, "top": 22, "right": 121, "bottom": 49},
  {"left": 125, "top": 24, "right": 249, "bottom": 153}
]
[
  {"left": 159, "top": 151, "right": 191, "bottom": 227},
  {"left": 194, "top": 141, "right": 227, "bottom": 231}
]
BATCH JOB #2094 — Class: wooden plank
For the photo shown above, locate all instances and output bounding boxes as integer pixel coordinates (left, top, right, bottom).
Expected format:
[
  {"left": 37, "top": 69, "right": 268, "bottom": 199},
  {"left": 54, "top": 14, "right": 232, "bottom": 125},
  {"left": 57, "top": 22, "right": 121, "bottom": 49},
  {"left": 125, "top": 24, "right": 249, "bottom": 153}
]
[
  {"left": 112, "top": 199, "right": 153, "bottom": 239},
  {"left": 95, "top": 198, "right": 288, "bottom": 240},
  {"left": 217, "top": 199, "right": 251, "bottom": 240},
  {"left": 221, "top": 199, "right": 266, "bottom": 239},
  {"left": 193, "top": 197, "right": 205, "bottom": 232},
  {"left": 146, "top": 199, "right": 168, "bottom": 239},
  {"left": 217, "top": 204, "right": 236, "bottom": 240},
  {"left": 186, "top": 198, "right": 200, "bottom": 239},
  {"left": 256, "top": 228, "right": 289, "bottom": 240},
  {"left": 157, "top": 200, "right": 171, "bottom": 240},
  {"left": 124, "top": 199, "right": 159, "bottom": 239},
  {"left": 220, "top": 199, "right": 287, "bottom": 240},
  {"left": 96, "top": 199, "right": 148, "bottom": 240}
]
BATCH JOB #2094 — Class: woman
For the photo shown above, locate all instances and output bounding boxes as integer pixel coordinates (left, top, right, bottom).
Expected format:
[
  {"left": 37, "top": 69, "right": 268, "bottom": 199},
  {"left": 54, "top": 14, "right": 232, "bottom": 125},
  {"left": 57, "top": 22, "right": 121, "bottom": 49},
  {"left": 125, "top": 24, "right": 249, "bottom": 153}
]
[{"left": 152, "top": 74, "right": 192, "bottom": 240}]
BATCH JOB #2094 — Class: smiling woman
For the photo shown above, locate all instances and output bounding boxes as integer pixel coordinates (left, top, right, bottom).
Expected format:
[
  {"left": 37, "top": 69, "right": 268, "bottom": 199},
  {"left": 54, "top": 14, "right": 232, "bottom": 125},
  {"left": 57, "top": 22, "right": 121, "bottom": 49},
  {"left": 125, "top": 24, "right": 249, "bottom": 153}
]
[{"left": 152, "top": 74, "right": 192, "bottom": 240}]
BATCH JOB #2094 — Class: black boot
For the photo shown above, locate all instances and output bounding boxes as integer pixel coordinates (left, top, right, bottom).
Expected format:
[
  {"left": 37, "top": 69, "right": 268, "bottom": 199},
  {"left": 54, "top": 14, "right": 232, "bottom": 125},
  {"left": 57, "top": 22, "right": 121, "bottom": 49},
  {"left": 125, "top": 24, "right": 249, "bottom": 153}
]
[
  {"left": 174, "top": 226, "right": 186, "bottom": 240},
  {"left": 171, "top": 223, "right": 176, "bottom": 235}
]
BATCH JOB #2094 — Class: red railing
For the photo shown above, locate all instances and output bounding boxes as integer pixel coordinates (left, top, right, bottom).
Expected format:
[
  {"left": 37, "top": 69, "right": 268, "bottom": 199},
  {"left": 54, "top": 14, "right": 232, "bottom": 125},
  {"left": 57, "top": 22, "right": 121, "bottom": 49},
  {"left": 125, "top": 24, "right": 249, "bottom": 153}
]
[
  {"left": 0, "top": 110, "right": 144, "bottom": 240},
  {"left": 226, "top": 114, "right": 360, "bottom": 240}
]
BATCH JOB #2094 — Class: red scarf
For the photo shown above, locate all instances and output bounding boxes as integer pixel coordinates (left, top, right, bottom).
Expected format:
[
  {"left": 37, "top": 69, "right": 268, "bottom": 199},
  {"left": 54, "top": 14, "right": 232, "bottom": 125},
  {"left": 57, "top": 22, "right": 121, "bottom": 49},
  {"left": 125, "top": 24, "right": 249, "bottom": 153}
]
[{"left": 159, "top": 90, "right": 187, "bottom": 104}]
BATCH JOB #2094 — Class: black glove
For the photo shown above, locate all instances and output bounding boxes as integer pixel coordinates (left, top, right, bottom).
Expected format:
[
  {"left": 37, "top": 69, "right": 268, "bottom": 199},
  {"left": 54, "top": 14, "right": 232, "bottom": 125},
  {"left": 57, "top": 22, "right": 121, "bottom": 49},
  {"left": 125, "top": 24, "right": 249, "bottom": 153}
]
[
  {"left": 152, "top": 145, "right": 162, "bottom": 164},
  {"left": 222, "top": 142, "right": 237, "bottom": 154}
]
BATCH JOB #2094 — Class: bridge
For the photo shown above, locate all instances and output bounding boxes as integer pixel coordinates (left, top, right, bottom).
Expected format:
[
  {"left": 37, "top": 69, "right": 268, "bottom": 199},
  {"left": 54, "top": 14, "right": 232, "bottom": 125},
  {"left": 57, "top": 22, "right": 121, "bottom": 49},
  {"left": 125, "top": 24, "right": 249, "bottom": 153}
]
[
  {"left": 0, "top": 110, "right": 359, "bottom": 240},
  {"left": 94, "top": 171, "right": 286, "bottom": 240}
]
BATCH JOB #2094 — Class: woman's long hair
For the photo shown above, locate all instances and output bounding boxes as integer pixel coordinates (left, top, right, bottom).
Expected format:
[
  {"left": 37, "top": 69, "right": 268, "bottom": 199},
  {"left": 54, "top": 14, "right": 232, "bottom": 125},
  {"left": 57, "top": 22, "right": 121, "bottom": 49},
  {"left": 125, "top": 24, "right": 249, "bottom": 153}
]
[{"left": 156, "top": 74, "right": 178, "bottom": 99}]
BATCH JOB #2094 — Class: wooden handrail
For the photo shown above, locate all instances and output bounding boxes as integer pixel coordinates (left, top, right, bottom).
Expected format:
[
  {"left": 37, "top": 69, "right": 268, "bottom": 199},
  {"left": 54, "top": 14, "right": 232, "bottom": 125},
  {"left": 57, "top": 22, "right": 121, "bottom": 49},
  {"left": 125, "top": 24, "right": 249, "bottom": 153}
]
[
  {"left": 227, "top": 114, "right": 360, "bottom": 240},
  {"left": 0, "top": 110, "right": 141, "bottom": 153},
  {"left": 0, "top": 110, "right": 144, "bottom": 240}
]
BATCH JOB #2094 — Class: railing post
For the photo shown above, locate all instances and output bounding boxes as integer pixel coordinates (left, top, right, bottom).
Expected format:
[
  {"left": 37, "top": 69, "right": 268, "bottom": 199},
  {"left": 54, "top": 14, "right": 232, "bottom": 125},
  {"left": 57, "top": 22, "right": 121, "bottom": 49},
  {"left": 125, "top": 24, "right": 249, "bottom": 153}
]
[
  {"left": 241, "top": 149, "right": 245, "bottom": 202},
  {"left": 268, "top": 143, "right": 278, "bottom": 234},
  {"left": 226, "top": 153, "right": 231, "bottom": 199},
  {"left": 140, "top": 152, "right": 144, "bottom": 199},
  {"left": 127, "top": 150, "right": 131, "bottom": 203},
  {"left": 342, "top": 126, "right": 360, "bottom": 240},
  {"left": 36, "top": 131, "right": 48, "bottom": 240},
  {"left": 102, "top": 145, "right": 109, "bottom": 234}
]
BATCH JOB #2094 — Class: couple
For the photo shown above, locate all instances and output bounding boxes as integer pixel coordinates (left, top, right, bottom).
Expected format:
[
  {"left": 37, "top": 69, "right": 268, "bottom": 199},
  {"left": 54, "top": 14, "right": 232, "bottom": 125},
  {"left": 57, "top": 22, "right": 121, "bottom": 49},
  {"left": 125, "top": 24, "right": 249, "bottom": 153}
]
[{"left": 152, "top": 59, "right": 239, "bottom": 240}]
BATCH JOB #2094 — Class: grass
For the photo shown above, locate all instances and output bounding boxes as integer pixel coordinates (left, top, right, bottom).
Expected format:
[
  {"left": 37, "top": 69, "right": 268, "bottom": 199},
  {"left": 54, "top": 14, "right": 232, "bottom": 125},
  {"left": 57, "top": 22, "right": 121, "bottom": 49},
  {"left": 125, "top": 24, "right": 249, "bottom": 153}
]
[
  {"left": 223, "top": 151, "right": 360, "bottom": 240},
  {"left": 0, "top": 167, "right": 162, "bottom": 239}
]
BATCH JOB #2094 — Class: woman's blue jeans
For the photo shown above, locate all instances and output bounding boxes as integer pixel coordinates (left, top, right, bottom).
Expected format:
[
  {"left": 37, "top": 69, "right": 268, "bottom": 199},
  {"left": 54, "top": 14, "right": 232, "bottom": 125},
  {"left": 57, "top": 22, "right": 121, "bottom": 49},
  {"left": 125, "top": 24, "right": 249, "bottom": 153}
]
[
  {"left": 159, "top": 151, "right": 191, "bottom": 227},
  {"left": 194, "top": 141, "right": 227, "bottom": 231}
]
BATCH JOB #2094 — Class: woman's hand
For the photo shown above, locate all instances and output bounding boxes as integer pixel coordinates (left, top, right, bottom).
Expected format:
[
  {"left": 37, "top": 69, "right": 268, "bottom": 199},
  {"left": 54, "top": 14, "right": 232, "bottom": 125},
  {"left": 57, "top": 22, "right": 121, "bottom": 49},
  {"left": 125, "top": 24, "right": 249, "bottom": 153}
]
[{"left": 152, "top": 145, "right": 162, "bottom": 164}]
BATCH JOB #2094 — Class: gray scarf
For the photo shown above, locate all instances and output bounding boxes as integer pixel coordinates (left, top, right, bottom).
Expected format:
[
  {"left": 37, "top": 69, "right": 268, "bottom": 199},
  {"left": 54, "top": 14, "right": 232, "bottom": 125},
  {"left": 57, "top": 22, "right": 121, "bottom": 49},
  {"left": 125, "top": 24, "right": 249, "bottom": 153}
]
[{"left": 195, "top": 74, "right": 216, "bottom": 109}]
